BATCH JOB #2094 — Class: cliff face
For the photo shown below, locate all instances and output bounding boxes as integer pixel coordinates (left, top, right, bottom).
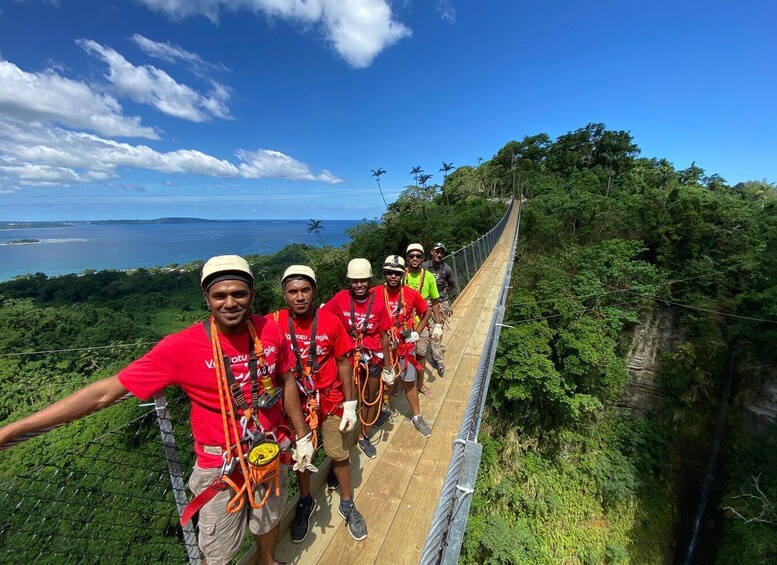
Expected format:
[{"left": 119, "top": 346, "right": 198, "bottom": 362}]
[{"left": 617, "top": 308, "right": 679, "bottom": 416}]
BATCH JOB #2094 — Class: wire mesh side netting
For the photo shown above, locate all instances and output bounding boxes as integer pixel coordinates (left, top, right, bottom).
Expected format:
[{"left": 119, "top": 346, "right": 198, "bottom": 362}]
[{"left": 0, "top": 390, "right": 198, "bottom": 564}]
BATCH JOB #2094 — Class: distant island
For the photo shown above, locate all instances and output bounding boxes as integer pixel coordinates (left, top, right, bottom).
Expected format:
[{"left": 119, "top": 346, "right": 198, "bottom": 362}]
[
  {"left": 0, "top": 218, "right": 224, "bottom": 230},
  {"left": 1, "top": 238, "right": 42, "bottom": 245}
]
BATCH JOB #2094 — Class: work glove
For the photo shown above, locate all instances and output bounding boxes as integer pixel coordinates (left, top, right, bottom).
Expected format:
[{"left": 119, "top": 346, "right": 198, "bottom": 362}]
[
  {"left": 292, "top": 432, "right": 317, "bottom": 473},
  {"left": 339, "top": 400, "right": 358, "bottom": 432},
  {"left": 381, "top": 368, "right": 397, "bottom": 386},
  {"left": 431, "top": 323, "right": 444, "bottom": 342},
  {"left": 405, "top": 331, "right": 420, "bottom": 344}
]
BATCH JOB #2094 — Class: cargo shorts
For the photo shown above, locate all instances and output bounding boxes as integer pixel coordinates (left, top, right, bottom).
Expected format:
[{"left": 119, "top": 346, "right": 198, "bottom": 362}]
[{"left": 188, "top": 463, "right": 288, "bottom": 565}]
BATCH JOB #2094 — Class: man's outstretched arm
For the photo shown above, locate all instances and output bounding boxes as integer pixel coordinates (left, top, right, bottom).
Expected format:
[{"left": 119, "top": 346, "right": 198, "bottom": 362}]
[{"left": 0, "top": 375, "right": 129, "bottom": 448}]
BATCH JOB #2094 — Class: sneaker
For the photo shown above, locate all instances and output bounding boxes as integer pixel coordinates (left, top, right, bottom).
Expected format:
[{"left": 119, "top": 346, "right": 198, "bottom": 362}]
[
  {"left": 291, "top": 496, "right": 315, "bottom": 543},
  {"left": 339, "top": 502, "right": 368, "bottom": 541},
  {"left": 327, "top": 468, "right": 340, "bottom": 492},
  {"left": 412, "top": 415, "right": 432, "bottom": 438},
  {"left": 358, "top": 436, "right": 377, "bottom": 459},
  {"left": 374, "top": 407, "right": 391, "bottom": 429},
  {"left": 437, "top": 364, "right": 445, "bottom": 378}
]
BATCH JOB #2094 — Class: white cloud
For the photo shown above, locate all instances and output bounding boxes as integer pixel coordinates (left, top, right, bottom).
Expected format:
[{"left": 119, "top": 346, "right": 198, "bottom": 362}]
[
  {"left": 0, "top": 118, "right": 342, "bottom": 186},
  {"left": 237, "top": 148, "right": 343, "bottom": 183},
  {"left": 137, "top": 0, "right": 411, "bottom": 68},
  {"left": 77, "top": 39, "right": 232, "bottom": 122},
  {"left": 0, "top": 60, "right": 157, "bottom": 139},
  {"left": 130, "top": 34, "right": 229, "bottom": 74},
  {"left": 437, "top": 0, "right": 456, "bottom": 24}
]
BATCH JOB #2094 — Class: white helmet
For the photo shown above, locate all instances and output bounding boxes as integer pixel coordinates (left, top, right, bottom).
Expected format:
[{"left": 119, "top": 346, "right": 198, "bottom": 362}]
[
  {"left": 281, "top": 265, "right": 316, "bottom": 288},
  {"left": 201, "top": 255, "right": 254, "bottom": 291},
  {"left": 383, "top": 255, "right": 406, "bottom": 273},
  {"left": 346, "top": 258, "right": 372, "bottom": 279}
]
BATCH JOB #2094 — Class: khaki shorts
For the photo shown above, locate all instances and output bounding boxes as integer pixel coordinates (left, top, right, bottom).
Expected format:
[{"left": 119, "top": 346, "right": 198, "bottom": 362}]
[
  {"left": 320, "top": 413, "right": 353, "bottom": 461},
  {"left": 188, "top": 463, "right": 288, "bottom": 565},
  {"left": 415, "top": 326, "right": 431, "bottom": 357}
]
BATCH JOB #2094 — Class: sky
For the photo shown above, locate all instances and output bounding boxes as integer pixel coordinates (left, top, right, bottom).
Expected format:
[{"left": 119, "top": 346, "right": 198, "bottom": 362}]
[{"left": 0, "top": 0, "right": 775, "bottom": 221}]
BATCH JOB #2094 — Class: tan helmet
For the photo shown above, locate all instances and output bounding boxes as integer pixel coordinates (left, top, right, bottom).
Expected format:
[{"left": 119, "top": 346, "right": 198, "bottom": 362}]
[
  {"left": 347, "top": 258, "right": 372, "bottom": 279},
  {"left": 383, "top": 255, "right": 406, "bottom": 273},
  {"left": 201, "top": 255, "right": 254, "bottom": 291},
  {"left": 406, "top": 243, "right": 424, "bottom": 255},
  {"left": 281, "top": 265, "right": 316, "bottom": 288}
]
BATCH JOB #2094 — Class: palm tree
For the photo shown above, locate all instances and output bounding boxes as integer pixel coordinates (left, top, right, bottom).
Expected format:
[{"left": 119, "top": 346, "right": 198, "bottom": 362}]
[
  {"left": 439, "top": 161, "right": 455, "bottom": 180},
  {"left": 418, "top": 173, "right": 433, "bottom": 188},
  {"left": 439, "top": 162, "right": 455, "bottom": 207},
  {"left": 307, "top": 219, "right": 325, "bottom": 245},
  {"left": 410, "top": 165, "right": 423, "bottom": 186},
  {"left": 370, "top": 168, "right": 388, "bottom": 208}
]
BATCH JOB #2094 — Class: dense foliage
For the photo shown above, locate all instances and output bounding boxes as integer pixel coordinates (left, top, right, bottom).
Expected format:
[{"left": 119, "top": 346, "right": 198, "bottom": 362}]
[{"left": 460, "top": 124, "right": 777, "bottom": 563}]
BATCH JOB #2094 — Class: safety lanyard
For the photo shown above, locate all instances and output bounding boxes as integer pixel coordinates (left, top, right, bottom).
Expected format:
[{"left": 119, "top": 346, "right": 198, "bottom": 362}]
[
  {"left": 288, "top": 309, "right": 321, "bottom": 381},
  {"left": 404, "top": 268, "right": 426, "bottom": 295},
  {"left": 349, "top": 292, "right": 375, "bottom": 340},
  {"left": 204, "top": 318, "right": 268, "bottom": 420}
]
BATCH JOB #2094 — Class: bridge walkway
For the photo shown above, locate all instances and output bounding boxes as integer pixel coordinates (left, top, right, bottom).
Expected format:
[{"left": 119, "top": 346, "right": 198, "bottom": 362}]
[{"left": 269, "top": 203, "right": 520, "bottom": 564}]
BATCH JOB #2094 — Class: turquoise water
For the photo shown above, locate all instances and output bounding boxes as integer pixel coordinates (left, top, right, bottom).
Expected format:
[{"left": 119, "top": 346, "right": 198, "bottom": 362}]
[{"left": 0, "top": 220, "right": 359, "bottom": 281}]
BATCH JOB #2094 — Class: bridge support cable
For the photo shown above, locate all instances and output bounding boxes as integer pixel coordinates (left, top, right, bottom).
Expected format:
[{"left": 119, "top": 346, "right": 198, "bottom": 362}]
[{"left": 420, "top": 198, "right": 522, "bottom": 565}]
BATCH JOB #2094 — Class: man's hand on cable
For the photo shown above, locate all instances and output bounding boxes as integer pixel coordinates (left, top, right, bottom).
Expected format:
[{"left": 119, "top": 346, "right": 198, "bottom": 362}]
[
  {"left": 405, "top": 331, "right": 420, "bottom": 344},
  {"left": 431, "top": 323, "right": 444, "bottom": 342},
  {"left": 381, "top": 367, "right": 397, "bottom": 386},
  {"left": 339, "top": 399, "right": 358, "bottom": 432},
  {"left": 292, "top": 432, "right": 317, "bottom": 473}
]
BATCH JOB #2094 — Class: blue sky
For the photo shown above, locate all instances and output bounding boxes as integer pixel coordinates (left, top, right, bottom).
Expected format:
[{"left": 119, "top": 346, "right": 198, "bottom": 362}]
[{"left": 0, "top": 0, "right": 775, "bottom": 221}]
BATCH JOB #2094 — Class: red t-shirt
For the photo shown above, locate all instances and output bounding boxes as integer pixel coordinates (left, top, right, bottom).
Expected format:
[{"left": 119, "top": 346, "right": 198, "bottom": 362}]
[
  {"left": 321, "top": 289, "right": 391, "bottom": 352},
  {"left": 373, "top": 284, "right": 428, "bottom": 333},
  {"left": 267, "top": 309, "right": 353, "bottom": 402},
  {"left": 117, "top": 315, "right": 293, "bottom": 469}
]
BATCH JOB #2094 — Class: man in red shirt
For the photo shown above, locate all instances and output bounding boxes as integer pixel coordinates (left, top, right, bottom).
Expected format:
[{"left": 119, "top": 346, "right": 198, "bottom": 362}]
[
  {"left": 321, "top": 258, "right": 397, "bottom": 459},
  {"left": 374, "top": 255, "right": 433, "bottom": 438},
  {"left": 0, "top": 255, "right": 311, "bottom": 565},
  {"left": 269, "top": 265, "right": 367, "bottom": 543}
]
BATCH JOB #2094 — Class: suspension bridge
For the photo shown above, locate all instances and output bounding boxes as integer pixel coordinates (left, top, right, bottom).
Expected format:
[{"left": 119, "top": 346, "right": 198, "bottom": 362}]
[{"left": 0, "top": 200, "right": 521, "bottom": 565}]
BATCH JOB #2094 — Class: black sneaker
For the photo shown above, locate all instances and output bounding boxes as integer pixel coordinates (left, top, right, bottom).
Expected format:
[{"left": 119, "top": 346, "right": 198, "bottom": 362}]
[
  {"left": 358, "top": 436, "right": 377, "bottom": 459},
  {"left": 326, "top": 468, "right": 340, "bottom": 492},
  {"left": 374, "top": 407, "right": 391, "bottom": 429},
  {"left": 339, "top": 502, "right": 368, "bottom": 541},
  {"left": 291, "top": 496, "right": 315, "bottom": 543},
  {"left": 437, "top": 363, "right": 445, "bottom": 378}
]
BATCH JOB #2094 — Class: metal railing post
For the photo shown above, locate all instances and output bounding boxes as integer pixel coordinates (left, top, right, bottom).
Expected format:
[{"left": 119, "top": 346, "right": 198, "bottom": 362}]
[
  {"left": 154, "top": 393, "right": 202, "bottom": 565},
  {"left": 450, "top": 253, "right": 460, "bottom": 301},
  {"left": 463, "top": 246, "right": 470, "bottom": 281}
]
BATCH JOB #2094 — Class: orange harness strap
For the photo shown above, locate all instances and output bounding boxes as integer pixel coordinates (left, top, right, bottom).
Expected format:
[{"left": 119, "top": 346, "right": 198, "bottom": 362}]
[{"left": 210, "top": 318, "right": 281, "bottom": 513}]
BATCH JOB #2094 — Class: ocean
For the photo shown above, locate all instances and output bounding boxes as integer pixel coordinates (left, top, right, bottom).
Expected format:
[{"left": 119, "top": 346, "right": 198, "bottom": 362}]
[{"left": 0, "top": 220, "right": 359, "bottom": 281}]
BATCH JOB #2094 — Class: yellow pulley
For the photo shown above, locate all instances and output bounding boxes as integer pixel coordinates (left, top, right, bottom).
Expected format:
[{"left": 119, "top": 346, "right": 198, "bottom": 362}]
[{"left": 248, "top": 440, "right": 281, "bottom": 467}]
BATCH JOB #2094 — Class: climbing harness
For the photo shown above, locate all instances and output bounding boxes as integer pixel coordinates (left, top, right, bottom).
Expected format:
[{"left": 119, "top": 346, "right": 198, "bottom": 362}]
[
  {"left": 287, "top": 310, "right": 324, "bottom": 449},
  {"left": 404, "top": 267, "right": 427, "bottom": 295},
  {"left": 181, "top": 317, "right": 287, "bottom": 525},
  {"left": 347, "top": 292, "right": 384, "bottom": 425}
]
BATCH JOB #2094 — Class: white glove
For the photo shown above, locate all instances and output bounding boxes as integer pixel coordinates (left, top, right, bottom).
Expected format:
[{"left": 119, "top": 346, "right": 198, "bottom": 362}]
[
  {"left": 431, "top": 323, "right": 443, "bottom": 342},
  {"left": 381, "top": 368, "right": 397, "bottom": 386},
  {"left": 292, "top": 432, "right": 318, "bottom": 473},
  {"left": 405, "top": 331, "right": 420, "bottom": 344},
  {"left": 339, "top": 400, "right": 358, "bottom": 432}
]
